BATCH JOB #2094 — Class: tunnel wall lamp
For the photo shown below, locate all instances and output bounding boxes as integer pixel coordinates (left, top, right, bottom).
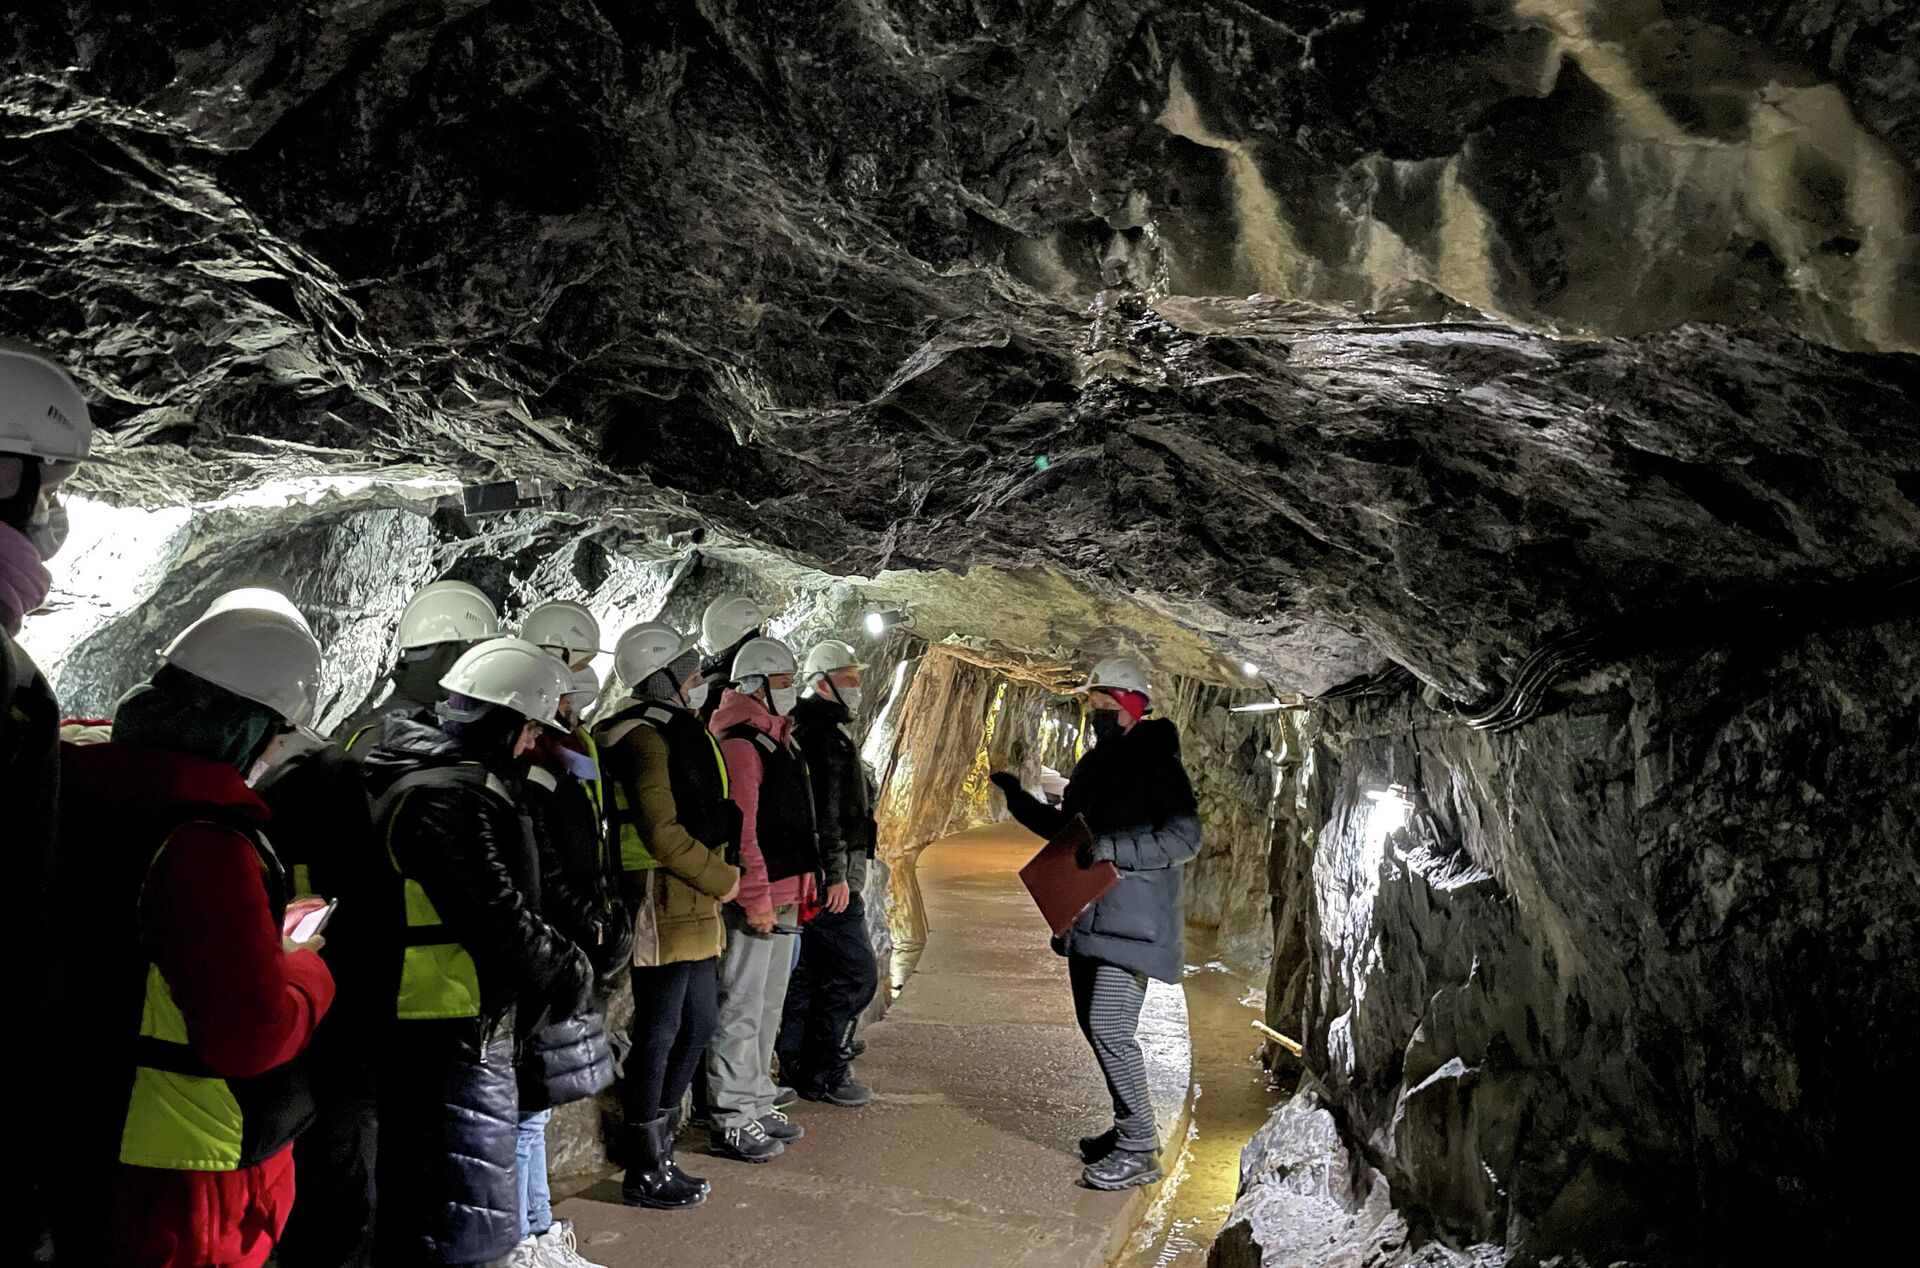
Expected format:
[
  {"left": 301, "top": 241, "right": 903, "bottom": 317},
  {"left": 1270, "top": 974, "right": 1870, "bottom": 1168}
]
[
  {"left": 1364, "top": 784, "right": 1414, "bottom": 843},
  {"left": 863, "top": 607, "right": 911, "bottom": 637}
]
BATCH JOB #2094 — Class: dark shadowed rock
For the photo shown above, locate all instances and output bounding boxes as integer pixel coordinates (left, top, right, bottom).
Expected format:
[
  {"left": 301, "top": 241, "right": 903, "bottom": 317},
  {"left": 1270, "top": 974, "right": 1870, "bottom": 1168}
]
[{"left": 3, "top": 0, "right": 1916, "bottom": 692}]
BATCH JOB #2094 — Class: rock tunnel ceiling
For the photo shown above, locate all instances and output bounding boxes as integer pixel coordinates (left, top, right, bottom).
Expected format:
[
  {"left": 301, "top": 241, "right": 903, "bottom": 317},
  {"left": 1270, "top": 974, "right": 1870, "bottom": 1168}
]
[{"left": 3, "top": 0, "right": 1917, "bottom": 694}]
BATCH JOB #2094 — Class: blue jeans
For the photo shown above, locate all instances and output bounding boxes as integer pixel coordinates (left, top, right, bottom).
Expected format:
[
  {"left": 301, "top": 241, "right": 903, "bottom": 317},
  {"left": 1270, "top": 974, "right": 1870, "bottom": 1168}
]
[{"left": 515, "top": 1109, "right": 554, "bottom": 1239}]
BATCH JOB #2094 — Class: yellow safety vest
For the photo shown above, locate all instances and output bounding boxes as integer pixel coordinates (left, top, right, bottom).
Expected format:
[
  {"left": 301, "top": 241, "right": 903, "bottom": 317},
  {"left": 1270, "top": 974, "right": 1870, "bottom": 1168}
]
[
  {"left": 119, "top": 828, "right": 308, "bottom": 1171},
  {"left": 376, "top": 765, "right": 497, "bottom": 1021}
]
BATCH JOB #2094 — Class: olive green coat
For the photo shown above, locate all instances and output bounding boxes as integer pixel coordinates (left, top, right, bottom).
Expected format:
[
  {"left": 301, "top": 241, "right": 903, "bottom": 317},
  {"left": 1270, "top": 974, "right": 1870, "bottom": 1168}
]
[{"left": 600, "top": 721, "right": 739, "bottom": 964}]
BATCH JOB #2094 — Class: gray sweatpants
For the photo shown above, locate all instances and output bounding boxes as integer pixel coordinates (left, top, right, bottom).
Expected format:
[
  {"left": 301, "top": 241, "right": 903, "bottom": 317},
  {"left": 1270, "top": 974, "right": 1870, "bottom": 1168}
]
[
  {"left": 1068, "top": 955, "right": 1157, "bottom": 1152},
  {"left": 707, "top": 904, "right": 800, "bottom": 1130}
]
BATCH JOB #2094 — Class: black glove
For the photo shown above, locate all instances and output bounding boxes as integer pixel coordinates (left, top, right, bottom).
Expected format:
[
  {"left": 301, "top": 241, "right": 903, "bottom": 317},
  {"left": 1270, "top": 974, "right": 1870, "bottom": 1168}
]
[{"left": 989, "top": 771, "right": 1021, "bottom": 795}]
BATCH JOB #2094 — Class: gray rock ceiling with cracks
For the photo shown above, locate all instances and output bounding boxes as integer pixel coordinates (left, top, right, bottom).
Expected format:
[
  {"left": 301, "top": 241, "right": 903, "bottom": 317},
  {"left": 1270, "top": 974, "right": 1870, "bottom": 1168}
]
[{"left": 3, "top": 0, "right": 1916, "bottom": 693}]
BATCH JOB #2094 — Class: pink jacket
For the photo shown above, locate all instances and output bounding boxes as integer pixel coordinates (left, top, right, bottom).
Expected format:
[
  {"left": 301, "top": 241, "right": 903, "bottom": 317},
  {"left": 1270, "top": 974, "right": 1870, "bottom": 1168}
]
[{"left": 711, "top": 689, "right": 816, "bottom": 919}]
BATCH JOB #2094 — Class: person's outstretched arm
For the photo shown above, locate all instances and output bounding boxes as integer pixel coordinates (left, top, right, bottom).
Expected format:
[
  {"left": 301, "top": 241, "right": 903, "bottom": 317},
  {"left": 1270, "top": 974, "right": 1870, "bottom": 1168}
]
[{"left": 994, "top": 774, "right": 1069, "bottom": 840}]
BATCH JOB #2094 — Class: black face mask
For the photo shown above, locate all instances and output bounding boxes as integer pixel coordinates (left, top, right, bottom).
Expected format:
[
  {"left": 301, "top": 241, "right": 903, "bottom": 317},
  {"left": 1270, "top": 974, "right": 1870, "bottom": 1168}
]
[{"left": 1089, "top": 710, "right": 1126, "bottom": 747}]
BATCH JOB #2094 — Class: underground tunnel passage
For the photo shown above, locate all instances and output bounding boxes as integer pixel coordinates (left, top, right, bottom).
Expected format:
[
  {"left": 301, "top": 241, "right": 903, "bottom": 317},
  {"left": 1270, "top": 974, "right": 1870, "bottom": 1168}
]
[{"left": 4, "top": 1, "right": 1919, "bottom": 1266}]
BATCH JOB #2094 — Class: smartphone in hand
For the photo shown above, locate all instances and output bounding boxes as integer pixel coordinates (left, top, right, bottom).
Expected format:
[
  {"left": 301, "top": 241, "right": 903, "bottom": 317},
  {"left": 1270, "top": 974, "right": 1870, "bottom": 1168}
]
[{"left": 284, "top": 898, "right": 338, "bottom": 945}]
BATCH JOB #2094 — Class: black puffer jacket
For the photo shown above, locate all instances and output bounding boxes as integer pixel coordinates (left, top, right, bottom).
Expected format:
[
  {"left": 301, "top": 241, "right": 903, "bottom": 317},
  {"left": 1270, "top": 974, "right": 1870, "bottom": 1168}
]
[
  {"left": 790, "top": 693, "right": 878, "bottom": 892},
  {"left": 1001, "top": 717, "right": 1202, "bottom": 982},
  {"left": 360, "top": 719, "right": 591, "bottom": 1266},
  {"left": 517, "top": 756, "right": 619, "bottom": 1111}
]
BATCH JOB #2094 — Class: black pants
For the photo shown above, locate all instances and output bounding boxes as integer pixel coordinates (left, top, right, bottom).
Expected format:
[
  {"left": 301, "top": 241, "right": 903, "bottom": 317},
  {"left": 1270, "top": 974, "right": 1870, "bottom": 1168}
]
[
  {"left": 775, "top": 895, "right": 880, "bottom": 1094},
  {"left": 1068, "top": 954, "right": 1157, "bottom": 1152},
  {"left": 626, "top": 957, "right": 720, "bottom": 1122},
  {"left": 279, "top": 1040, "right": 379, "bottom": 1268}
]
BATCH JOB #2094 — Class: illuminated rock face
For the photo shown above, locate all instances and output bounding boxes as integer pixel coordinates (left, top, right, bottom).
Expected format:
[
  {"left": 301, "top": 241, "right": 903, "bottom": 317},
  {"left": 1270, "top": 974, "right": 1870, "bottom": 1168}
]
[
  {"left": 1226, "top": 614, "right": 1920, "bottom": 1267},
  {"left": 3, "top": 0, "right": 1916, "bottom": 693}
]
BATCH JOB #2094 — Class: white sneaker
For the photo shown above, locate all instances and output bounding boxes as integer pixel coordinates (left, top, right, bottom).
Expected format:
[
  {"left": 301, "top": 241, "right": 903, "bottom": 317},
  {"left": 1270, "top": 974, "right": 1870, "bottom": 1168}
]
[
  {"left": 507, "top": 1235, "right": 544, "bottom": 1267},
  {"left": 533, "top": 1220, "right": 607, "bottom": 1268}
]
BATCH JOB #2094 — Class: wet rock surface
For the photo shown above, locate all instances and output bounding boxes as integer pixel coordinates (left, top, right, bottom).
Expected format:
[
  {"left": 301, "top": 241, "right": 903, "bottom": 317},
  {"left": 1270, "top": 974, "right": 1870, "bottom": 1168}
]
[
  {"left": 1209, "top": 1092, "right": 1501, "bottom": 1268},
  {"left": 4, "top": 1, "right": 1917, "bottom": 691},
  {"left": 1242, "top": 615, "right": 1920, "bottom": 1266}
]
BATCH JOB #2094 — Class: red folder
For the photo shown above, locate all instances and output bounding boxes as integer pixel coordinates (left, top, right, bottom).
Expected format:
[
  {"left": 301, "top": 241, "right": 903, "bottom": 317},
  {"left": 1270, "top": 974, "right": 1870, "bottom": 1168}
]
[{"left": 1019, "top": 815, "right": 1121, "bottom": 936}]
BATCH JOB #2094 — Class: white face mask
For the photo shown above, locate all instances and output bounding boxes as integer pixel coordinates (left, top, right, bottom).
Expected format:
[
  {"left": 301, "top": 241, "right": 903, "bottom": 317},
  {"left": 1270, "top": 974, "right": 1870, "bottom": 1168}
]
[
  {"left": 683, "top": 682, "right": 710, "bottom": 711},
  {"left": 770, "top": 686, "right": 799, "bottom": 715},
  {"left": 25, "top": 501, "right": 67, "bottom": 561},
  {"left": 831, "top": 684, "right": 863, "bottom": 713}
]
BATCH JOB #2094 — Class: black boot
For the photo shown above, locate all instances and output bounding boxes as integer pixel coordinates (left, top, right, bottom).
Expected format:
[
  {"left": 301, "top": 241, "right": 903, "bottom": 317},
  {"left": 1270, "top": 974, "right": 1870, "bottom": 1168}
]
[
  {"left": 662, "top": 1105, "right": 711, "bottom": 1196},
  {"left": 1081, "top": 1146, "right": 1162, "bottom": 1191},
  {"left": 620, "top": 1116, "right": 706, "bottom": 1210}
]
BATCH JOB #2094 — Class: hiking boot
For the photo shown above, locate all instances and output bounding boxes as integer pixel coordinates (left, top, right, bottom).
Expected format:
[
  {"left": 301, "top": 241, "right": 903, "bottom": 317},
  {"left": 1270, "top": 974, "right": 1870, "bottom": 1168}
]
[
  {"left": 711, "top": 1118, "right": 785, "bottom": 1163},
  {"left": 773, "top": 1085, "right": 798, "bottom": 1109},
  {"left": 758, "top": 1109, "right": 805, "bottom": 1142},
  {"left": 1078, "top": 1127, "right": 1118, "bottom": 1163},
  {"left": 803, "top": 1074, "right": 874, "bottom": 1108},
  {"left": 619, "top": 1118, "right": 707, "bottom": 1210},
  {"left": 531, "top": 1220, "right": 607, "bottom": 1267},
  {"left": 1081, "top": 1147, "right": 1162, "bottom": 1191}
]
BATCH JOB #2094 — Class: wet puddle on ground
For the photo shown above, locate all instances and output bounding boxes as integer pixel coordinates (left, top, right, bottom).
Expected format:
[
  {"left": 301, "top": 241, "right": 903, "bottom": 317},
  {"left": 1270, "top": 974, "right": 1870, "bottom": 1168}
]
[{"left": 1119, "top": 926, "right": 1295, "bottom": 1267}]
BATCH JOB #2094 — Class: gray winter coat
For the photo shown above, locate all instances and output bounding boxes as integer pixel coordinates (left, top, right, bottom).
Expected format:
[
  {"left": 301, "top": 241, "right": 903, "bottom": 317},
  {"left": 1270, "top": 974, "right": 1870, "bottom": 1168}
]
[{"left": 1001, "top": 718, "right": 1202, "bottom": 982}]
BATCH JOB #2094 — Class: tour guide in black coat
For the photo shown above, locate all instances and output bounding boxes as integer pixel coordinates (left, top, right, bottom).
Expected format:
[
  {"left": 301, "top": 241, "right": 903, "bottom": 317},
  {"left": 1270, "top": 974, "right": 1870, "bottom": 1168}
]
[
  {"left": 362, "top": 707, "right": 592, "bottom": 1266},
  {"left": 992, "top": 662, "right": 1201, "bottom": 1192}
]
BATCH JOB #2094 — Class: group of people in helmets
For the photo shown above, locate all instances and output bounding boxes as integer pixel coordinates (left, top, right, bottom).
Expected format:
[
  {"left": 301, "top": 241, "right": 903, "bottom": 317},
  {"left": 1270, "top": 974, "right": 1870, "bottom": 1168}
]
[
  {"left": 7, "top": 347, "right": 884, "bottom": 1268},
  {"left": 7, "top": 345, "right": 1201, "bottom": 1268}
]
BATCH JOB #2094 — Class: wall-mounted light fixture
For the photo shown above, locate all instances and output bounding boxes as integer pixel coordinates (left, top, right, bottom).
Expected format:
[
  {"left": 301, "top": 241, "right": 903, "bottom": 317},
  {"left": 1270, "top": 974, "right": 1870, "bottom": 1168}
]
[
  {"left": 863, "top": 607, "right": 911, "bottom": 638},
  {"left": 1364, "top": 784, "right": 1414, "bottom": 843},
  {"left": 1241, "top": 660, "right": 1260, "bottom": 678},
  {"left": 1229, "top": 697, "right": 1286, "bottom": 714}
]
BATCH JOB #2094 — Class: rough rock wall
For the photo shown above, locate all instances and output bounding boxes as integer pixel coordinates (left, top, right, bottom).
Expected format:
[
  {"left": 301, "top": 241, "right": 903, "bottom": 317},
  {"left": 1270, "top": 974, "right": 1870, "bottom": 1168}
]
[
  {"left": 1226, "top": 614, "right": 1920, "bottom": 1266},
  {"left": 1160, "top": 680, "right": 1289, "bottom": 968},
  {"left": 7, "top": 2, "right": 1918, "bottom": 696},
  {"left": 869, "top": 648, "right": 1005, "bottom": 951}
]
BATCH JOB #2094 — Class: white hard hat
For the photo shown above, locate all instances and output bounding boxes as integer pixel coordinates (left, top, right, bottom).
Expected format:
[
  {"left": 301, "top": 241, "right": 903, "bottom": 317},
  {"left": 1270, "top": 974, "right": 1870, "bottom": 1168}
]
[
  {"left": 801, "top": 638, "right": 864, "bottom": 683},
  {"left": 614, "top": 621, "right": 697, "bottom": 686},
  {"left": 0, "top": 346, "right": 92, "bottom": 463},
  {"left": 701, "top": 595, "right": 766, "bottom": 653},
  {"left": 519, "top": 599, "right": 604, "bottom": 659},
  {"left": 439, "top": 637, "right": 571, "bottom": 730},
  {"left": 397, "top": 580, "right": 499, "bottom": 651},
  {"left": 731, "top": 636, "right": 798, "bottom": 684},
  {"left": 1077, "top": 656, "right": 1152, "bottom": 699},
  {"left": 160, "top": 587, "right": 323, "bottom": 725},
  {"left": 567, "top": 663, "right": 601, "bottom": 702}
]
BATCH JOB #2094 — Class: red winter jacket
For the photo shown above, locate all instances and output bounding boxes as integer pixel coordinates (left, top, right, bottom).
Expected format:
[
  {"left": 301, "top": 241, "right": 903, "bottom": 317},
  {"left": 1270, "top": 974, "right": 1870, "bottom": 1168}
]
[{"left": 60, "top": 743, "right": 335, "bottom": 1268}]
